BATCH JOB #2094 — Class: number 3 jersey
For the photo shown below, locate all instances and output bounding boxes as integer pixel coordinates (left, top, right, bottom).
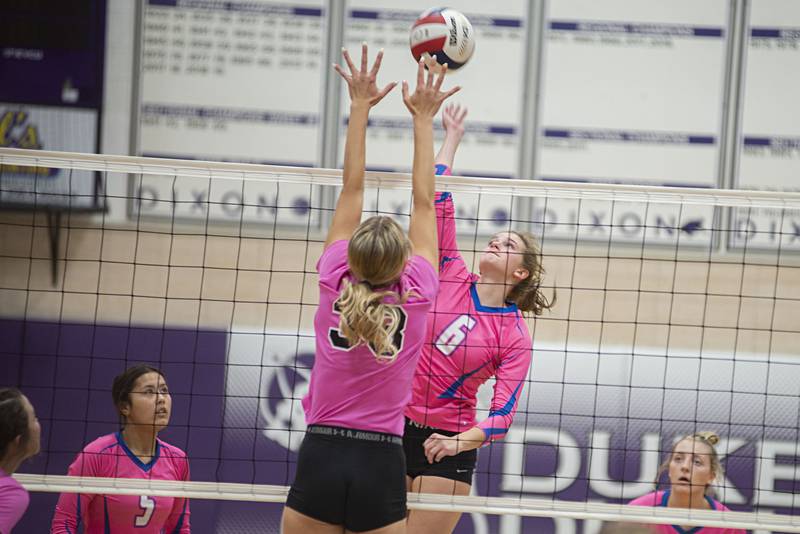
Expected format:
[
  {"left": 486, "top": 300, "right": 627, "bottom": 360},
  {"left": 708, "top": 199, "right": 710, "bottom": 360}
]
[
  {"left": 51, "top": 432, "right": 190, "bottom": 534},
  {"left": 404, "top": 187, "right": 533, "bottom": 442},
  {"left": 303, "top": 239, "right": 439, "bottom": 437}
]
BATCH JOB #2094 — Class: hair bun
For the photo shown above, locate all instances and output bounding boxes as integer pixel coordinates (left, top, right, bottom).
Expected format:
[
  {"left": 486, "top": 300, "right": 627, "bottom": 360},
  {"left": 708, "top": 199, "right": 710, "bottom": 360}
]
[{"left": 696, "top": 431, "right": 719, "bottom": 446}]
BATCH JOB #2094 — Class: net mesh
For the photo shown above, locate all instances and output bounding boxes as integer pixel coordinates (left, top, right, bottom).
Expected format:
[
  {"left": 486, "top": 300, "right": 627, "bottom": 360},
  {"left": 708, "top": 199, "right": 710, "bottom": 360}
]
[{"left": 2, "top": 148, "right": 800, "bottom": 533}]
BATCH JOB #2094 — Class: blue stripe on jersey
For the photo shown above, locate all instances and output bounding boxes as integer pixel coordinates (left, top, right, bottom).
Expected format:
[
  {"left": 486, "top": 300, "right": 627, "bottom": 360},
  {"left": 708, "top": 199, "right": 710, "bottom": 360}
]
[
  {"left": 488, "top": 380, "right": 524, "bottom": 417},
  {"left": 482, "top": 427, "right": 508, "bottom": 438},
  {"left": 170, "top": 499, "right": 188, "bottom": 534},
  {"left": 438, "top": 361, "right": 491, "bottom": 399},
  {"left": 435, "top": 191, "right": 452, "bottom": 203},
  {"left": 470, "top": 282, "right": 518, "bottom": 313},
  {"left": 440, "top": 255, "right": 458, "bottom": 270},
  {"left": 115, "top": 431, "right": 161, "bottom": 472},
  {"left": 660, "top": 490, "right": 716, "bottom": 534}
]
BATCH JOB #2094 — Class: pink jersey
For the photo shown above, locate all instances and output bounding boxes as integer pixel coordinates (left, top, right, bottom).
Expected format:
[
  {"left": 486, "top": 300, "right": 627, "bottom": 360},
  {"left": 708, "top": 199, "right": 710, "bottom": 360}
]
[
  {"left": 405, "top": 186, "right": 533, "bottom": 441},
  {"left": 303, "top": 239, "right": 439, "bottom": 436},
  {"left": 51, "top": 432, "right": 190, "bottom": 534},
  {"left": 0, "top": 468, "right": 29, "bottom": 534},
  {"left": 628, "top": 490, "right": 745, "bottom": 534}
]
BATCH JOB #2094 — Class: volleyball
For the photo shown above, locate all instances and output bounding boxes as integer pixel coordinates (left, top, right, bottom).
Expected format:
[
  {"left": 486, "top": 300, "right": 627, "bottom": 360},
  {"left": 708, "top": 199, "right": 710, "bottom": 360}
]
[{"left": 409, "top": 7, "right": 475, "bottom": 71}]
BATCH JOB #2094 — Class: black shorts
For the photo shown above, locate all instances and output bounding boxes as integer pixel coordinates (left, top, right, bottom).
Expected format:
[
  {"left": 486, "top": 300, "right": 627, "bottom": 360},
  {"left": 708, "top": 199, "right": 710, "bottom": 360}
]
[
  {"left": 403, "top": 417, "right": 478, "bottom": 485},
  {"left": 286, "top": 425, "right": 407, "bottom": 532}
]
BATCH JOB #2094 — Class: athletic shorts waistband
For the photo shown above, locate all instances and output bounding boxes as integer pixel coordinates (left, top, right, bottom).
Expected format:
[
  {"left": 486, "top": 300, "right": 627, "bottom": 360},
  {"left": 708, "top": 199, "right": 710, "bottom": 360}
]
[{"left": 306, "top": 425, "right": 403, "bottom": 446}]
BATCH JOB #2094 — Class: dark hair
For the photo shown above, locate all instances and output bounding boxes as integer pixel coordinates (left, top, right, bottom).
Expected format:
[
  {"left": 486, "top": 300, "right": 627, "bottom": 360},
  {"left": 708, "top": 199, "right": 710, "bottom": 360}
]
[
  {"left": 0, "top": 388, "right": 30, "bottom": 458},
  {"left": 111, "top": 365, "right": 165, "bottom": 423}
]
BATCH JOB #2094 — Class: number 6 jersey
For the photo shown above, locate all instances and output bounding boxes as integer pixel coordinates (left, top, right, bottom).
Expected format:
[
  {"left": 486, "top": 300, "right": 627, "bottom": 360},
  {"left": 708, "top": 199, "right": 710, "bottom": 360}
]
[
  {"left": 404, "top": 188, "right": 533, "bottom": 442},
  {"left": 51, "top": 432, "right": 190, "bottom": 534},
  {"left": 302, "top": 239, "right": 439, "bottom": 437}
]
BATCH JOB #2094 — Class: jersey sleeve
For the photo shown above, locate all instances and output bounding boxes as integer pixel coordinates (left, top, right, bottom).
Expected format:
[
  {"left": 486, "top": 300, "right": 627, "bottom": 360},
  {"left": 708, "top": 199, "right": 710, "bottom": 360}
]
[
  {"left": 317, "top": 239, "right": 349, "bottom": 291},
  {"left": 434, "top": 189, "right": 468, "bottom": 280},
  {"left": 476, "top": 330, "right": 532, "bottom": 442},
  {"left": 50, "top": 450, "right": 97, "bottom": 534},
  {"left": 164, "top": 456, "right": 191, "bottom": 534}
]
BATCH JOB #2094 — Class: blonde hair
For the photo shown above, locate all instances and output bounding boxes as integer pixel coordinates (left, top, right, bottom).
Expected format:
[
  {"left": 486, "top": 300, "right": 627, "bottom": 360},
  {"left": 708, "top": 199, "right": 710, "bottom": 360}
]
[
  {"left": 505, "top": 231, "right": 555, "bottom": 316},
  {"left": 338, "top": 216, "right": 411, "bottom": 363},
  {"left": 655, "top": 431, "right": 723, "bottom": 496}
]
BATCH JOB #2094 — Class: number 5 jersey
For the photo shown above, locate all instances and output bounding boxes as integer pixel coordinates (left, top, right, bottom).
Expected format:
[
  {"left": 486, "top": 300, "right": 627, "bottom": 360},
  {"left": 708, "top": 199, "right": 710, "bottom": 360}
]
[{"left": 51, "top": 432, "right": 190, "bottom": 534}]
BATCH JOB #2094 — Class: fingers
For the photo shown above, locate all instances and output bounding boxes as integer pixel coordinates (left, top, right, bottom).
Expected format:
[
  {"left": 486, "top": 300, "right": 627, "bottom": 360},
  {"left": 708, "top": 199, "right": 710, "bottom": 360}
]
[
  {"left": 425, "top": 55, "right": 438, "bottom": 88},
  {"left": 332, "top": 63, "right": 350, "bottom": 82},
  {"left": 416, "top": 57, "right": 425, "bottom": 89},
  {"left": 457, "top": 105, "right": 468, "bottom": 122},
  {"left": 374, "top": 81, "right": 398, "bottom": 104},
  {"left": 360, "top": 42, "right": 368, "bottom": 73},
  {"left": 370, "top": 48, "right": 384, "bottom": 77},
  {"left": 442, "top": 86, "right": 461, "bottom": 101},
  {"left": 342, "top": 47, "right": 357, "bottom": 75},
  {"left": 433, "top": 63, "right": 448, "bottom": 92}
]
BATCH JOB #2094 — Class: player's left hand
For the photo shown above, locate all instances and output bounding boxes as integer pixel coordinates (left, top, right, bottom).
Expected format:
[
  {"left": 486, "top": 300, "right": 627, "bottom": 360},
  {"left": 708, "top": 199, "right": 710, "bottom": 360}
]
[
  {"left": 423, "top": 433, "right": 460, "bottom": 463},
  {"left": 334, "top": 42, "right": 397, "bottom": 108}
]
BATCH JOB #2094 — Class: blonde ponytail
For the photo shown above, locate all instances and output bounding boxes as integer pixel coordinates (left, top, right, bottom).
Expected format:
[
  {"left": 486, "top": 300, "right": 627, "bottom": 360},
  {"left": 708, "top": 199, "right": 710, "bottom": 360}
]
[{"left": 337, "top": 279, "right": 406, "bottom": 363}]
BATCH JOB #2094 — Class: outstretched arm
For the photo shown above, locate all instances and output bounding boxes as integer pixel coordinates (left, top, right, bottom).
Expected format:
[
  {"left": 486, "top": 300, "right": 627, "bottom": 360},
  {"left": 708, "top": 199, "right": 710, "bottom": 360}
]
[
  {"left": 325, "top": 43, "right": 397, "bottom": 248},
  {"left": 435, "top": 103, "right": 468, "bottom": 171},
  {"left": 403, "top": 59, "right": 460, "bottom": 268}
]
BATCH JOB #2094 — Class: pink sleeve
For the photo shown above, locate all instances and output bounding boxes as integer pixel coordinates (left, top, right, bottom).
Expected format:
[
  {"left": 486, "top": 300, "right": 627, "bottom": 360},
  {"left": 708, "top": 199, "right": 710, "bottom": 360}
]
[
  {"left": 477, "top": 331, "right": 532, "bottom": 442},
  {"left": 51, "top": 452, "right": 96, "bottom": 534},
  {"left": 403, "top": 255, "right": 439, "bottom": 302},
  {"left": 164, "top": 457, "right": 190, "bottom": 534},
  {"left": 317, "top": 239, "right": 349, "bottom": 289},
  {"left": 434, "top": 190, "right": 467, "bottom": 278},
  {"left": 0, "top": 482, "right": 28, "bottom": 534}
]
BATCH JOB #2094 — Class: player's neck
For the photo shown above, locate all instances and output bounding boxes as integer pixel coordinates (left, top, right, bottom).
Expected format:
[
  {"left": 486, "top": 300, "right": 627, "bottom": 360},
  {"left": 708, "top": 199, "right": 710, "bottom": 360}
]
[
  {"left": 475, "top": 277, "right": 511, "bottom": 307},
  {"left": 121, "top": 427, "right": 158, "bottom": 460},
  {"left": 667, "top": 488, "right": 709, "bottom": 511},
  {"left": 0, "top": 453, "right": 24, "bottom": 475}
]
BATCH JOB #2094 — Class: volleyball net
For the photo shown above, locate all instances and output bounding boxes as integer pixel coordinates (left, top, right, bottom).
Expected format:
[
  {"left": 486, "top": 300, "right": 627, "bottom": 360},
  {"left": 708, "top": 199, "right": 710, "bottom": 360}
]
[{"left": 1, "top": 147, "right": 800, "bottom": 533}]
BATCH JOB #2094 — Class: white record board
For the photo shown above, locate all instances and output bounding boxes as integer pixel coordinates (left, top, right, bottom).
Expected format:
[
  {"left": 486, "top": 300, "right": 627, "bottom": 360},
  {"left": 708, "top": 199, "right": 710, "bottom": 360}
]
[
  {"left": 137, "top": 0, "right": 325, "bottom": 166},
  {"left": 135, "top": 0, "right": 325, "bottom": 226},
  {"left": 340, "top": 1, "right": 529, "bottom": 237},
  {"left": 534, "top": 0, "right": 731, "bottom": 246},
  {"left": 732, "top": 0, "right": 800, "bottom": 251}
]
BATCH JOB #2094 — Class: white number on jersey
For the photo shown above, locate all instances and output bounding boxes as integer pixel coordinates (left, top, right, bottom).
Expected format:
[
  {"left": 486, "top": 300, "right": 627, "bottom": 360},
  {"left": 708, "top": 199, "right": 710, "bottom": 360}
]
[
  {"left": 435, "top": 314, "right": 477, "bottom": 356},
  {"left": 135, "top": 495, "right": 155, "bottom": 527}
]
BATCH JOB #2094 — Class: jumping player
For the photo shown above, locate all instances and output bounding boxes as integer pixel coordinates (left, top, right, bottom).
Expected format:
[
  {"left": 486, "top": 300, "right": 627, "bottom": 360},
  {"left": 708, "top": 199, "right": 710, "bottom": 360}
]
[
  {"left": 281, "top": 45, "right": 459, "bottom": 534},
  {"left": 404, "top": 104, "right": 554, "bottom": 534},
  {"left": 51, "top": 365, "right": 190, "bottom": 533},
  {"left": 628, "top": 432, "right": 745, "bottom": 534}
]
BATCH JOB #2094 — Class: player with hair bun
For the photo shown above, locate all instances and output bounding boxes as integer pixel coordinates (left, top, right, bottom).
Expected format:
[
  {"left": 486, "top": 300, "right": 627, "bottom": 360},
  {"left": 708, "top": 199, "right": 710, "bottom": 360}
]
[
  {"left": 404, "top": 103, "right": 555, "bottom": 534},
  {"left": 51, "top": 365, "right": 190, "bottom": 534},
  {"left": 628, "top": 431, "right": 745, "bottom": 534},
  {"left": 281, "top": 44, "right": 459, "bottom": 534}
]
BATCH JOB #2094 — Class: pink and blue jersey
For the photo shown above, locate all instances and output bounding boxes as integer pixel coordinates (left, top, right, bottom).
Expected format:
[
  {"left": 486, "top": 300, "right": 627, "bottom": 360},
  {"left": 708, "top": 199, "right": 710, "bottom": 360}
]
[
  {"left": 51, "top": 433, "right": 190, "bottom": 534},
  {"left": 303, "top": 239, "right": 439, "bottom": 437},
  {"left": 404, "top": 182, "right": 533, "bottom": 442},
  {"left": 628, "top": 490, "right": 745, "bottom": 534}
]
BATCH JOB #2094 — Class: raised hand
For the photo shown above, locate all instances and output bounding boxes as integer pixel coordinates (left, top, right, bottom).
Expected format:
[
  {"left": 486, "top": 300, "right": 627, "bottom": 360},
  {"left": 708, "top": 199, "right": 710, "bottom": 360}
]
[
  {"left": 442, "top": 103, "right": 468, "bottom": 137},
  {"left": 334, "top": 42, "right": 397, "bottom": 108},
  {"left": 402, "top": 57, "right": 461, "bottom": 120}
]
